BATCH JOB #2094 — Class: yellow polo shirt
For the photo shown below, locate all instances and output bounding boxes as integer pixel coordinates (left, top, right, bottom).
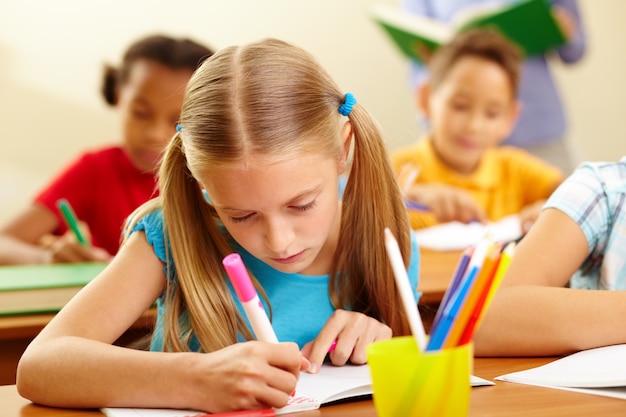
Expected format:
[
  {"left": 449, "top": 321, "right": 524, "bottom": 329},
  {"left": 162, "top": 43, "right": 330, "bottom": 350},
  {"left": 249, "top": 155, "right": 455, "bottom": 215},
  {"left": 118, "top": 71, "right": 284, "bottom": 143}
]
[{"left": 391, "top": 137, "right": 564, "bottom": 229}]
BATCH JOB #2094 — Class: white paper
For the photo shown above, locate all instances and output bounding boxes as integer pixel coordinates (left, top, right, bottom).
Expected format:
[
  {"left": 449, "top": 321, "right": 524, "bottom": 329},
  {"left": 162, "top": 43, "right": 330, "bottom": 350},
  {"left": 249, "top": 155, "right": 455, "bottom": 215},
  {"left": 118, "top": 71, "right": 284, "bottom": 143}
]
[
  {"left": 495, "top": 344, "right": 626, "bottom": 400},
  {"left": 414, "top": 215, "right": 522, "bottom": 251}
]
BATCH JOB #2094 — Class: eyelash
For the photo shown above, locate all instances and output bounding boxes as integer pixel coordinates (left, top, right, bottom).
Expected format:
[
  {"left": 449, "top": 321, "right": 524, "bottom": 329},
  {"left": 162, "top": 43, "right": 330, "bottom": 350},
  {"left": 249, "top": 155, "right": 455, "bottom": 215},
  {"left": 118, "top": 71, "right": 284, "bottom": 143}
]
[
  {"left": 293, "top": 201, "right": 317, "bottom": 212},
  {"left": 229, "top": 201, "right": 317, "bottom": 224}
]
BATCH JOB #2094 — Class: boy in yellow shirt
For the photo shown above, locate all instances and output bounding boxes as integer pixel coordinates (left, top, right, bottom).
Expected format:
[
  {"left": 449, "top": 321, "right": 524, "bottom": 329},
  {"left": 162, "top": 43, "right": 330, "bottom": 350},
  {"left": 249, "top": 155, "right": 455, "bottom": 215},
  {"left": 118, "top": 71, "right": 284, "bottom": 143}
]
[{"left": 392, "top": 29, "right": 564, "bottom": 231}]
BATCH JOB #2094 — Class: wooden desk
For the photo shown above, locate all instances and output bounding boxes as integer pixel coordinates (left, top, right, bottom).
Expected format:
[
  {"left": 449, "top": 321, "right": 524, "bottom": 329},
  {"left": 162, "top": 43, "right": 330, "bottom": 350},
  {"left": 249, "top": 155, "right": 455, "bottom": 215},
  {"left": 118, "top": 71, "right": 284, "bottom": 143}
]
[
  {"left": 0, "top": 309, "right": 156, "bottom": 386},
  {"left": 418, "top": 248, "right": 462, "bottom": 304},
  {"left": 3, "top": 356, "right": 625, "bottom": 416}
]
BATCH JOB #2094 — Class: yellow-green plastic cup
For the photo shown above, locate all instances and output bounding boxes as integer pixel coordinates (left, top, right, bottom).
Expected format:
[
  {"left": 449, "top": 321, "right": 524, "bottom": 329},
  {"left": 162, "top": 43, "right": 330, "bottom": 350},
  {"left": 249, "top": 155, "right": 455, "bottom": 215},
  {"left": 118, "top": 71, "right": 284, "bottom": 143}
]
[{"left": 367, "top": 336, "right": 472, "bottom": 417}]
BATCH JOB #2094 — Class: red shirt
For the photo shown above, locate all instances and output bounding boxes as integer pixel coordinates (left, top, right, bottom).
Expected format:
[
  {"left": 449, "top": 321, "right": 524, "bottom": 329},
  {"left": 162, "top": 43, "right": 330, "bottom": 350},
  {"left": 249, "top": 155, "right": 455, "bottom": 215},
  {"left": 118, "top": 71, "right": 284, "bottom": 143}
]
[{"left": 35, "top": 146, "right": 158, "bottom": 255}]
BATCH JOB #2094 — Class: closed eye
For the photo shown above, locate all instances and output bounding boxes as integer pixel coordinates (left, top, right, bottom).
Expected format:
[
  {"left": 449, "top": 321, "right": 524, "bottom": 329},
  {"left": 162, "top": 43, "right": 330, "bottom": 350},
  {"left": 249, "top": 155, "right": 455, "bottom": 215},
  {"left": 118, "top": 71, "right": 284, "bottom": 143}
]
[
  {"left": 292, "top": 201, "right": 317, "bottom": 212},
  {"left": 230, "top": 212, "right": 256, "bottom": 223}
]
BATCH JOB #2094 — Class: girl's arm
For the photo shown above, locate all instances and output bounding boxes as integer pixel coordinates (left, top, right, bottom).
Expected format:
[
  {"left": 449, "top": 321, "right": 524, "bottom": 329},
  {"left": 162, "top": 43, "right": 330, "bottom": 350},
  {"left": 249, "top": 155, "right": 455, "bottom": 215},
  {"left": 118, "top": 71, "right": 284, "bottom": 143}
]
[
  {"left": 474, "top": 208, "right": 626, "bottom": 356},
  {"left": 17, "top": 232, "right": 304, "bottom": 412}
]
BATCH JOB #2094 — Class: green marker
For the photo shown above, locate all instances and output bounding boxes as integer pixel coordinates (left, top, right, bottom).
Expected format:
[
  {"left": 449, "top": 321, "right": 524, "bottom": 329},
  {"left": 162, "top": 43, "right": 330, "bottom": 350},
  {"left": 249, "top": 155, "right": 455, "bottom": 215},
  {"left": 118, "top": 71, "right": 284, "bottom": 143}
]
[{"left": 56, "top": 199, "right": 90, "bottom": 246}]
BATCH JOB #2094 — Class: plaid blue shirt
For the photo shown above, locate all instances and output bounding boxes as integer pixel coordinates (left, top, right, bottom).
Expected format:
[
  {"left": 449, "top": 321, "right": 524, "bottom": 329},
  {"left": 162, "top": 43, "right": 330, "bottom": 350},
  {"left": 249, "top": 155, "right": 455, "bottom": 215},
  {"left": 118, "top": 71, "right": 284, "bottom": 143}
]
[{"left": 545, "top": 158, "right": 626, "bottom": 290}]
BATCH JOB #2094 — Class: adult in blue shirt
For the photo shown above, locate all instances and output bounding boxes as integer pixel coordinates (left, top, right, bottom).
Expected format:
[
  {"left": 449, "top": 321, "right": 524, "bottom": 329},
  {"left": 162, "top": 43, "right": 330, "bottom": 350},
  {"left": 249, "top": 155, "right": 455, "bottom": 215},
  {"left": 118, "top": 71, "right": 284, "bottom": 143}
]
[{"left": 403, "top": 0, "right": 586, "bottom": 173}]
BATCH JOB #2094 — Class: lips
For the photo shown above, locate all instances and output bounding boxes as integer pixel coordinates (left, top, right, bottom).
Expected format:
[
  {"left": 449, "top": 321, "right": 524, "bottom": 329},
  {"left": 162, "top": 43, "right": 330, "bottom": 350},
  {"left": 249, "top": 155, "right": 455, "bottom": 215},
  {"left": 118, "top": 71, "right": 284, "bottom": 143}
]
[{"left": 271, "top": 250, "right": 305, "bottom": 265}]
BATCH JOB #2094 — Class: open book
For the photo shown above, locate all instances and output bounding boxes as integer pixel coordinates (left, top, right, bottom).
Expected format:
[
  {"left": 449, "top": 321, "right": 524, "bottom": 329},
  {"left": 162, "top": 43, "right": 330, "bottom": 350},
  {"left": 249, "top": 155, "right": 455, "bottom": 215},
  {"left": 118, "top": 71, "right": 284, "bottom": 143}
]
[
  {"left": 413, "top": 215, "right": 522, "bottom": 251},
  {"left": 371, "top": 0, "right": 565, "bottom": 63},
  {"left": 496, "top": 344, "right": 626, "bottom": 400},
  {"left": 102, "top": 364, "right": 494, "bottom": 416}
]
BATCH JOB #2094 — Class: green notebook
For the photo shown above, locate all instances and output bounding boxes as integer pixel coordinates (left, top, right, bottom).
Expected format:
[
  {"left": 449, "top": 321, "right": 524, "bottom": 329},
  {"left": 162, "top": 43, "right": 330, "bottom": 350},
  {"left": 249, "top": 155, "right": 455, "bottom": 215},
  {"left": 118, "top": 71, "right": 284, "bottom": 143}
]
[
  {"left": 0, "top": 262, "right": 107, "bottom": 316},
  {"left": 371, "top": 0, "right": 566, "bottom": 63}
]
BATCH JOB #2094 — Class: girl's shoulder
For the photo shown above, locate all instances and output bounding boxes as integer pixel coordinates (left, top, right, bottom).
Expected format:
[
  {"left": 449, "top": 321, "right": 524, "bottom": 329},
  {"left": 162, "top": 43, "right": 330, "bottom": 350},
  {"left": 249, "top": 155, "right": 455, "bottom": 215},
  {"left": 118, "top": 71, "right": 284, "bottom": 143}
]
[{"left": 129, "top": 208, "right": 167, "bottom": 263}]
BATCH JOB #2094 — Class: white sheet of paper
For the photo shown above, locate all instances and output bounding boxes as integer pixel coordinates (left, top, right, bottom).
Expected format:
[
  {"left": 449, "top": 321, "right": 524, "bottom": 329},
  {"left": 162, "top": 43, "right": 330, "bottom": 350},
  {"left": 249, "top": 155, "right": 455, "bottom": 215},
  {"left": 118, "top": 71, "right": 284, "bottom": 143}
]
[
  {"left": 495, "top": 344, "right": 626, "bottom": 400},
  {"left": 414, "top": 215, "right": 522, "bottom": 251}
]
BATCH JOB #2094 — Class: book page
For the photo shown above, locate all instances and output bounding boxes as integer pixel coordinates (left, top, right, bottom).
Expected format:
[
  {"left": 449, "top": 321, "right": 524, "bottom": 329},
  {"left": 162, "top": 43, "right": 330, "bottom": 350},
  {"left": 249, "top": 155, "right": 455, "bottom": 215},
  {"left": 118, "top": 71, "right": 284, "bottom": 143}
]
[
  {"left": 101, "top": 409, "right": 204, "bottom": 417},
  {"left": 275, "top": 364, "right": 371, "bottom": 414},
  {"left": 414, "top": 215, "right": 522, "bottom": 251},
  {"left": 450, "top": 0, "right": 505, "bottom": 28},
  {"left": 371, "top": 3, "right": 453, "bottom": 44},
  {"left": 103, "top": 364, "right": 494, "bottom": 416},
  {"left": 495, "top": 344, "right": 626, "bottom": 401},
  {"left": 496, "top": 344, "right": 626, "bottom": 388}
]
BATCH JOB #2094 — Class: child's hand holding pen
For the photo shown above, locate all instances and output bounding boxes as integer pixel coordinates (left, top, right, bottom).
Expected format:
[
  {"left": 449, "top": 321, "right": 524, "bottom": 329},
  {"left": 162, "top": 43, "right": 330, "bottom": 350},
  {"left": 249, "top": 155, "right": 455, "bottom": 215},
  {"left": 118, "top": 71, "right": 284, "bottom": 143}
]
[
  {"left": 398, "top": 163, "right": 487, "bottom": 223},
  {"left": 44, "top": 199, "right": 113, "bottom": 264},
  {"left": 41, "top": 230, "right": 112, "bottom": 264},
  {"left": 411, "top": 184, "right": 487, "bottom": 224}
]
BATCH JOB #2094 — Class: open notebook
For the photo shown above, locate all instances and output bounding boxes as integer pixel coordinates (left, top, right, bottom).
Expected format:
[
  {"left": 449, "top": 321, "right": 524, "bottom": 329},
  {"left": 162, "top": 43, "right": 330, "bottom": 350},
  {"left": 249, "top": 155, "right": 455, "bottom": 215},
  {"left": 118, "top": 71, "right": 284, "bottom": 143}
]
[
  {"left": 496, "top": 344, "right": 626, "bottom": 400},
  {"left": 102, "top": 364, "right": 494, "bottom": 416}
]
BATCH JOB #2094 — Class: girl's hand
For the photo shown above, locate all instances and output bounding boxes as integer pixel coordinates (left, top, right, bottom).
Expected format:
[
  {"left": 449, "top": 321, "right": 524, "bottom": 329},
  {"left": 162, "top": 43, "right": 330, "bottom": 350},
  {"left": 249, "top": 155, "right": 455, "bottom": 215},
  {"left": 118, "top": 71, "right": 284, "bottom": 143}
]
[
  {"left": 300, "top": 310, "right": 392, "bottom": 374},
  {"left": 192, "top": 341, "right": 309, "bottom": 413}
]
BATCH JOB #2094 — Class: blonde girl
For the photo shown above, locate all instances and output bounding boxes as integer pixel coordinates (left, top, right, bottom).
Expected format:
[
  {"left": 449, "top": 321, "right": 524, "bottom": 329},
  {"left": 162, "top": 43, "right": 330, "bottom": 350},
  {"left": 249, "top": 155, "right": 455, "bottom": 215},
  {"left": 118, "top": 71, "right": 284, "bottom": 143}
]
[{"left": 17, "top": 38, "right": 419, "bottom": 413}]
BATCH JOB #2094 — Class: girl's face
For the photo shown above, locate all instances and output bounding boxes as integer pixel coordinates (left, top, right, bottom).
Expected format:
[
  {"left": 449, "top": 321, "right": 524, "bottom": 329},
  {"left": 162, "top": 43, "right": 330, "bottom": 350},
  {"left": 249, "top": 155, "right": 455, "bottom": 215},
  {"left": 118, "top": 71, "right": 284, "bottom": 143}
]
[
  {"left": 423, "top": 56, "right": 519, "bottom": 174},
  {"left": 204, "top": 150, "right": 344, "bottom": 276},
  {"left": 117, "top": 59, "right": 194, "bottom": 172}
]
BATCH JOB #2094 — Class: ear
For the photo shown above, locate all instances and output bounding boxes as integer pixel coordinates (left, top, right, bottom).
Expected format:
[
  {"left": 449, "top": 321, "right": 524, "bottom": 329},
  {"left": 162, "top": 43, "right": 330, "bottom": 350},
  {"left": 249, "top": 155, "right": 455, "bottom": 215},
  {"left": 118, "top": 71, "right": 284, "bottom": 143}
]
[
  {"left": 416, "top": 82, "right": 432, "bottom": 118},
  {"left": 501, "top": 100, "right": 522, "bottom": 139},
  {"left": 339, "top": 121, "right": 353, "bottom": 173}
]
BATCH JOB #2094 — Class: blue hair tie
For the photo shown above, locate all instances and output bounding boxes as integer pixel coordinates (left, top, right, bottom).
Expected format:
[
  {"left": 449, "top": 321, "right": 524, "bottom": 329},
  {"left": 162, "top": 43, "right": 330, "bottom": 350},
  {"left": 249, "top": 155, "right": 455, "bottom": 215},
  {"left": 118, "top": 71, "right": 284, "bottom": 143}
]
[
  {"left": 338, "top": 93, "right": 356, "bottom": 116},
  {"left": 176, "top": 123, "right": 182, "bottom": 132}
]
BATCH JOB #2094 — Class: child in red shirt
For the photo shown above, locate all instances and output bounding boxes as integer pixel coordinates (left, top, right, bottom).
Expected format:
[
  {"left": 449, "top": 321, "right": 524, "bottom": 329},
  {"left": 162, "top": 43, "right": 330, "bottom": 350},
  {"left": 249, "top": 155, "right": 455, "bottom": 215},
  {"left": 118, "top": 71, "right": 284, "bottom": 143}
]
[{"left": 0, "top": 34, "right": 213, "bottom": 264}]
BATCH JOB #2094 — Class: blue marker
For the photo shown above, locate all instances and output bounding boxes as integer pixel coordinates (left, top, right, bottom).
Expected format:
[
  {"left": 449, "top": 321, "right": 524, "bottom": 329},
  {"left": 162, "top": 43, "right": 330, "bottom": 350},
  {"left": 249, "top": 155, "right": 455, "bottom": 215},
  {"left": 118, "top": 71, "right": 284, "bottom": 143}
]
[
  {"left": 430, "top": 247, "right": 472, "bottom": 332},
  {"left": 404, "top": 199, "right": 429, "bottom": 212},
  {"left": 426, "top": 235, "right": 491, "bottom": 351},
  {"left": 427, "top": 265, "right": 480, "bottom": 351}
]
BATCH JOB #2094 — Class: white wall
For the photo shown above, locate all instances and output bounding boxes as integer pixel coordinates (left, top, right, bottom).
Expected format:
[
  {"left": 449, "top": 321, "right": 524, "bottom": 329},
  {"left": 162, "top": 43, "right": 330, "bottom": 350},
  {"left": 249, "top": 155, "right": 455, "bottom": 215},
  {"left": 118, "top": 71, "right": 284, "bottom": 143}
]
[{"left": 1, "top": 0, "right": 624, "bottom": 221}]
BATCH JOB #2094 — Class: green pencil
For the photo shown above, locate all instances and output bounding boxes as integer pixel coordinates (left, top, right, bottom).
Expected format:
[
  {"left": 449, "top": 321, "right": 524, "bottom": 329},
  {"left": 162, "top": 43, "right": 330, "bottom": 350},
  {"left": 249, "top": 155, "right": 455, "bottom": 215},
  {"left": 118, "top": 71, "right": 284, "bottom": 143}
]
[{"left": 56, "top": 199, "right": 90, "bottom": 246}]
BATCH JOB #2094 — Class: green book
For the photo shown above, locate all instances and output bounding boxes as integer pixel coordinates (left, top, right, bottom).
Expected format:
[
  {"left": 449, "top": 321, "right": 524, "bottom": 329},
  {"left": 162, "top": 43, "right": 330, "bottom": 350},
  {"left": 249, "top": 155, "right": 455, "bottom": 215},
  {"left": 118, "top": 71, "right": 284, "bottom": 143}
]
[
  {"left": 371, "top": 0, "right": 566, "bottom": 63},
  {"left": 0, "top": 262, "right": 107, "bottom": 316}
]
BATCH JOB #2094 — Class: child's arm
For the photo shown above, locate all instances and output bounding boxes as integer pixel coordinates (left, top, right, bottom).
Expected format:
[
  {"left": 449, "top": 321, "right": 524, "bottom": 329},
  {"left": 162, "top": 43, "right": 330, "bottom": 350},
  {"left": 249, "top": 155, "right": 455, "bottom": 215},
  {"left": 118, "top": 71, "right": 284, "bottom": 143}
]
[
  {"left": 17, "top": 232, "right": 305, "bottom": 412},
  {"left": 474, "top": 208, "right": 626, "bottom": 356},
  {"left": 0, "top": 205, "right": 111, "bottom": 264},
  {"left": 300, "top": 309, "right": 392, "bottom": 373}
]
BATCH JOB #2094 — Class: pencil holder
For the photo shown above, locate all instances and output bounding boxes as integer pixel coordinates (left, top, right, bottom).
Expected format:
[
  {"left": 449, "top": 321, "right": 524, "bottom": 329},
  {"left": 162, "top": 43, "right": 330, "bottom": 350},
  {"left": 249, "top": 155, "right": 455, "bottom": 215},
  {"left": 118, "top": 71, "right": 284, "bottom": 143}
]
[{"left": 367, "top": 336, "right": 473, "bottom": 417}]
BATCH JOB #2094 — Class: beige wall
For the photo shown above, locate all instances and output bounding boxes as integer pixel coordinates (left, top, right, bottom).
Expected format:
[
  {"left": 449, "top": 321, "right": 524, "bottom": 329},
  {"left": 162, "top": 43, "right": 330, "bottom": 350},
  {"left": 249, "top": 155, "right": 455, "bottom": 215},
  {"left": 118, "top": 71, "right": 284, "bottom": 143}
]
[{"left": 1, "top": 0, "right": 624, "bottom": 221}]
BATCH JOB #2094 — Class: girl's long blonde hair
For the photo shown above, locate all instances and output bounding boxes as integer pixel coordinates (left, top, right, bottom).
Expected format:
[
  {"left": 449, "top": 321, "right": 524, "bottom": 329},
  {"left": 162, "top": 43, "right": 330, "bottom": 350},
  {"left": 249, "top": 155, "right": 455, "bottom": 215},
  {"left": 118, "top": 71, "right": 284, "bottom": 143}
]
[{"left": 128, "top": 38, "right": 414, "bottom": 352}]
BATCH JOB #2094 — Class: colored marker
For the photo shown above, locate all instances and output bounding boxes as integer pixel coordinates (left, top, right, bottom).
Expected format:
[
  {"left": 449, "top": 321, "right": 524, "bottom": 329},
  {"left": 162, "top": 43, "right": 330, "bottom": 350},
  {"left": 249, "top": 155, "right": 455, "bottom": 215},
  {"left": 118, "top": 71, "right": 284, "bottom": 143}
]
[
  {"left": 222, "top": 253, "right": 278, "bottom": 343},
  {"left": 56, "top": 199, "right": 89, "bottom": 246},
  {"left": 384, "top": 228, "right": 427, "bottom": 351},
  {"left": 404, "top": 199, "right": 430, "bottom": 212},
  {"left": 430, "top": 246, "right": 473, "bottom": 332},
  {"left": 444, "top": 243, "right": 501, "bottom": 348},
  {"left": 328, "top": 339, "right": 338, "bottom": 353},
  {"left": 223, "top": 254, "right": 297, "bottom": 397},
  {"left": 426, "top": 234, "right": 492, "bottom": 351}
]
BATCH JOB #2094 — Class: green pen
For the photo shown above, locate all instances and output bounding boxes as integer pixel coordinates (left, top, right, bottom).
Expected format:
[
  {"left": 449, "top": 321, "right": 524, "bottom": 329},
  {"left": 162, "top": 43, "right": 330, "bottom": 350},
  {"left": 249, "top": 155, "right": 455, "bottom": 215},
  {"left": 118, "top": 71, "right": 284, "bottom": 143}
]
[{"left": 56, "top": 199, "right": 90, "bottom": 246}]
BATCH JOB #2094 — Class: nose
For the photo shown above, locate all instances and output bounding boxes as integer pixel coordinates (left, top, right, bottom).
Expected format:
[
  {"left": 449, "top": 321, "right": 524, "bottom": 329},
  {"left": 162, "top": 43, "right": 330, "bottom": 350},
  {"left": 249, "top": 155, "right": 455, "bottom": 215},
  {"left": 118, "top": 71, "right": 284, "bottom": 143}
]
[
  {"left": 467, "top": 110, "right": 485, "bottom": 133},
  {"left": 264, "top": 217, "right": 295, "bottom": 254}
]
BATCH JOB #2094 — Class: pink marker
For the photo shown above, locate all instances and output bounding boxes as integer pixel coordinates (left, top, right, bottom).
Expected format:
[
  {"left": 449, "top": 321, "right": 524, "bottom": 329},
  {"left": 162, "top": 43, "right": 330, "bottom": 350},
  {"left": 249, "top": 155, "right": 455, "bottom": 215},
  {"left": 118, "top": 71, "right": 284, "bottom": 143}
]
[{"left": 222, "top": 253, "right": 279, "bottom": 344}]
